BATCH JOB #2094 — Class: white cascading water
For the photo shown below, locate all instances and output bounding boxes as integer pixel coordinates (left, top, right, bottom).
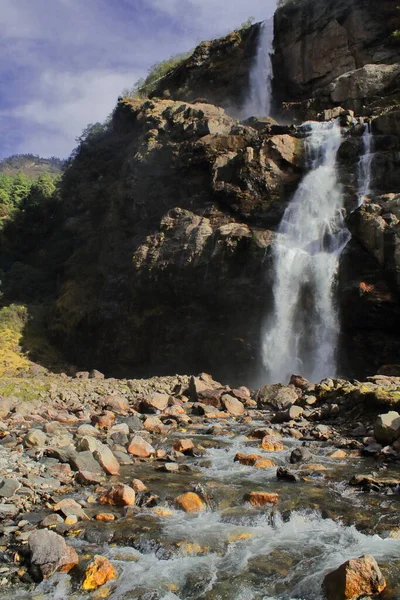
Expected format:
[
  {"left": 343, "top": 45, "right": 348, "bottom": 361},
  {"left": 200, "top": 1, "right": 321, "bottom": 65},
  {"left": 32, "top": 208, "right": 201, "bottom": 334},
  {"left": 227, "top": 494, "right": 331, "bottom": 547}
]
[
  {"left": 357, "top": 120, "right": 374, "bottom": 205},
  {"left": 242, "top": 18, "right": 274, "bottom": 118},
  {"left": 262, "top": 120, "right": 351, "bottom": 383}
]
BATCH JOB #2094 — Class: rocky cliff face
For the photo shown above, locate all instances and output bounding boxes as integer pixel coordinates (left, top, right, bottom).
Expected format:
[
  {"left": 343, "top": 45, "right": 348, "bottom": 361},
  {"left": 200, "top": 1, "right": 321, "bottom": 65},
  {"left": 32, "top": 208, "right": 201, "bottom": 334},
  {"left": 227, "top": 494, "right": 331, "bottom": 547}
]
[
  {"left": 149, "top": 26, "right": 261, "bottom": 116},
  {"left": 274, "top": 0, "right": 400, "bottom": 113},
  {"left": 51, "top": 99, "right": 304, "bottom": 383}
]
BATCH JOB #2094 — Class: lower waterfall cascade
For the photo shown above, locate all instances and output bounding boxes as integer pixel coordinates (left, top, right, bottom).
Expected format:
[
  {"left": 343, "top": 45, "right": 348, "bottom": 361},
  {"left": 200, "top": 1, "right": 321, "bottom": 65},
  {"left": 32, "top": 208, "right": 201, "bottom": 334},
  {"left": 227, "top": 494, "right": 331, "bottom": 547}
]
[
  {"left": 357, "top": 121, "right": 374, "bottom": 205},
  {"left": 262, "top": 120, "right": 351, "bottom": 383}
]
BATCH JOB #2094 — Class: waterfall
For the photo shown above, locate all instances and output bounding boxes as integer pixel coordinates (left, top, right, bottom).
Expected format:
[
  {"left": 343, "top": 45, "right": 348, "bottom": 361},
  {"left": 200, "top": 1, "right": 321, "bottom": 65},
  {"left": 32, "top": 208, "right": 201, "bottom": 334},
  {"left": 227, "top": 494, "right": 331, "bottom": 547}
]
[
  {"left": 357, "top": 121, "right": 374, "bottom": 205},
  {"left": 262, "top": 120, "right": 351, "bottom": 383},
  {"left": 242, "top": 19, "right": 274, "bottom": 118}
]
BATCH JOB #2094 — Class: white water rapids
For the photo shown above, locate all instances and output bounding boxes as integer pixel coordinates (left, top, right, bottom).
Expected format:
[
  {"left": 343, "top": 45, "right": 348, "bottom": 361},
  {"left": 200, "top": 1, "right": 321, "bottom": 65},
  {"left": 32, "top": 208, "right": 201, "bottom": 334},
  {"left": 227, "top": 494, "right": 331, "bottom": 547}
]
[
  {"left": 262, "top": 121, "right": 351, "bottom": 383},
  {"left": 357, "top": 121, "right": 374, "bottom": 205},
  {"left": 242, "top": 19, "right": 274, "bottom": 118}
]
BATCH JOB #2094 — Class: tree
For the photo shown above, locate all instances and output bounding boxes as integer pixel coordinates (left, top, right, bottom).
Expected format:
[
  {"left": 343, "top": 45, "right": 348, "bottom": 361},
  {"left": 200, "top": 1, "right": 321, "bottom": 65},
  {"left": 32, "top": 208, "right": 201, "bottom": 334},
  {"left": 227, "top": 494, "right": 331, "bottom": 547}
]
[{"left": 10, "top": 172, "right": 31, "bottom": 206}]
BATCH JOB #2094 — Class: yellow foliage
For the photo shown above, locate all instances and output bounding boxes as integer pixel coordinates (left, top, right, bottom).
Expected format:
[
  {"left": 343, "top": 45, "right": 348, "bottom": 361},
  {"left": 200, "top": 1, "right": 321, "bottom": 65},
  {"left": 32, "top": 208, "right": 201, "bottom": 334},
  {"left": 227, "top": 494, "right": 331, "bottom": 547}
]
[{"left": 0, "top": 305, "right": 31, "bottom": 376}]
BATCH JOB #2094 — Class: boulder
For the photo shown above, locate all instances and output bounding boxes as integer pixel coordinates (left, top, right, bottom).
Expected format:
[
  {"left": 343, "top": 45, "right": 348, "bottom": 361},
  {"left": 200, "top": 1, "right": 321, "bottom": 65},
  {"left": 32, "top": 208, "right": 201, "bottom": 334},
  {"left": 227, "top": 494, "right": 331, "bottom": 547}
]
[
  {"left": 173, "top": 439, "right": 195, "bottom": 454},
  {"left": 24, "top": 429, "right": 47, "bottom": 448},
  {"left": 261, "top": 436, "right": 284, "bottom": 452},
  {"left": 143, "top": 416, "right": 165, "bottom": 434},
  {"left": 28, "top": 529, "right": 79, "bottom": 579},
  {"left": 82, "top": 555, "right": 118, "bottom": 590},
  {"left": 374, "top": 411, "right": 400, "bottom": 444},
  {"left": 127, "top": 435, "right": 155, "bottom": 458},
  {"left": 323, "top": 555, "right": 386, "bottom": 600},
  {"left": 175, "top": 492, "right": 205, "bottom": 513},
  {"left": 256, "top": 384, "right": 298, "bottom": 410},
  {"left": 98, "top": 484, "right": 136, "bottom": 506},
  {"left": 53, "top": 498, "right": 90, "bottom": 520},
  {"left": 234, "top": 453, "right": 275, "bottom": 468},
  {"left": 141, "top": 392, "right": 169, "bottom": 413},
  {"left": 290, "top": 447, "right": 312, "bottom": 464},
  {"left": 329, "top": 64, "right": 400, "bottom": 103},
  {"left": 245, "top": 492, "right": 279, "bottom": 506},
  {"left": 221, "top": 394, "right": 245, "bottom": 416}
]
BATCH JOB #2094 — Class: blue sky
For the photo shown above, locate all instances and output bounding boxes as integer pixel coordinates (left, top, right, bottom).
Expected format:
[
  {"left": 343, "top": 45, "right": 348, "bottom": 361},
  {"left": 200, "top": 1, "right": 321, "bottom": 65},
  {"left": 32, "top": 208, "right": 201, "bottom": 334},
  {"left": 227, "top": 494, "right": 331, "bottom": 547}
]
[{"left": 0, "top": 0, "right": 276, "bottom": 160}]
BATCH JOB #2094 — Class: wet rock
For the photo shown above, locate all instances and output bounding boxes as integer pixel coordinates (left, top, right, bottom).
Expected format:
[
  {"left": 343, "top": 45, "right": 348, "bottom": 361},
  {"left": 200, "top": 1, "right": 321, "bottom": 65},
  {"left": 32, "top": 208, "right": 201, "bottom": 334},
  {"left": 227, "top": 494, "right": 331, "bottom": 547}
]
[
  {"left": 221, "top": 394, "right": 245, "bottom": 416},
  {"left": 95, "top": 512, "right": 115, "bottom": 521},
  {"left": 276, "top": 467, "right": 298, "bottom": 482},
  {"left": 289, "top": 375, "right": 311, "bottom": 390},
  {"left": 245, "top": 491, "right": 279, "bottom": 506},
  {"left": 71, "top": 451, "right": 103, "bottom": 474},
  {"left": 24, "top": 429, "right": 47, "bottom": 448},
  {"left": 173, "top": 439, "right": 195, "bottom": 454},
  {"left": 131, "top": 479, "right": 147, "bottom": 492},
  {"left": 323, "top": 554, "right": 386, "bottom": 600},
  {"left": 261, "top": 435, "right": 284, "bottom": 452},
  {"left": 289, "top": 447, "right": 312, "bottom": 464},
  {"left": 175, "top": 492, "right": 205, "bottom": 513},
  {"left": 127, "top": 436, "right": 155, "bottom": 458},
  {"left": 234, "top": 453, "right": 275, "bottom": 468},
  {"left": 256, "top": 384, "right": 298, "bottom": 410},
  {"left": 374, "top": 411, "right": 400, "bottom": 444},
  {"left": 99, "top": 484, "right": 136, "bottom": 506},
  {"left": 28, "top": 529, "right": 79, "bottom": 579},
  {"left": 82, "top": 555, "right": 118, "bottom": 590},
  {"left": 93, "top": 445, "right": 120, "bottom": 476},
  {"left": 328, "top": 449, "right": 347, "bottom": 459}
]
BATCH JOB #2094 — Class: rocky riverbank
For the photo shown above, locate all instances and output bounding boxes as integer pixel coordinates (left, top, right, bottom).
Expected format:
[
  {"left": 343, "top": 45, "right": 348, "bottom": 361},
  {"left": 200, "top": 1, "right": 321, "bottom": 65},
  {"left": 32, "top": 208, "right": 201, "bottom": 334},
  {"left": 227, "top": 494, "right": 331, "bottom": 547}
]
[{"left": 1, "top": 370, "right": 400, "bottom": 598}]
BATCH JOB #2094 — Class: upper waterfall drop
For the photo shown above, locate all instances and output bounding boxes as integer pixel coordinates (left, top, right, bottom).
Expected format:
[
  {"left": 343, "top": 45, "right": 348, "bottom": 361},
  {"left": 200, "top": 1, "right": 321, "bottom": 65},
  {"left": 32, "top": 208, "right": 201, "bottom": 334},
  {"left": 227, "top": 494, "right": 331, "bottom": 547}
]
[
  {"left": 262, "top": 120, "right": 351, "bottom": 384},
  {"left": 242, "top": 19, "right": 274, "bottom": 118}
]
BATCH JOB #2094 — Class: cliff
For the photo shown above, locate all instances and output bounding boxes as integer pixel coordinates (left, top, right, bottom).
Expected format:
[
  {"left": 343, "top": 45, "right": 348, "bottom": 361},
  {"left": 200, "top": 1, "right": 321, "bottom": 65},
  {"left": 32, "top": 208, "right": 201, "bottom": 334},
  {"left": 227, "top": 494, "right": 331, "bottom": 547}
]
[{"left": 1, "top": 0, "right": 400, "bottom": 383}]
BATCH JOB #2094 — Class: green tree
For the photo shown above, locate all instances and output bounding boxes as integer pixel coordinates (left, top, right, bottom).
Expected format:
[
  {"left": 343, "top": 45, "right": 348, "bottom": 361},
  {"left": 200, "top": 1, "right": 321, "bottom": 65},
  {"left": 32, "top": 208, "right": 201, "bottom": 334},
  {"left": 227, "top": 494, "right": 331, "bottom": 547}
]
[
  {"left": 10, "top": 172, "right": 31, "bottom": 206},
  {"left": 23, "top": 173, "right": 57, "bottom": 209}
]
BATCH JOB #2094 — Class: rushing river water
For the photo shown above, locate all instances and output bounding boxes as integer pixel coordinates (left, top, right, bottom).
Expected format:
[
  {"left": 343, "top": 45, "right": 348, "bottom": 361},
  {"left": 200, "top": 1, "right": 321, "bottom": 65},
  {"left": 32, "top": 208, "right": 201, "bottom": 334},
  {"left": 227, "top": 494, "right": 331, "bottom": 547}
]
[{"left": 7, "top": 420, "right": 400, "bottom": 600}]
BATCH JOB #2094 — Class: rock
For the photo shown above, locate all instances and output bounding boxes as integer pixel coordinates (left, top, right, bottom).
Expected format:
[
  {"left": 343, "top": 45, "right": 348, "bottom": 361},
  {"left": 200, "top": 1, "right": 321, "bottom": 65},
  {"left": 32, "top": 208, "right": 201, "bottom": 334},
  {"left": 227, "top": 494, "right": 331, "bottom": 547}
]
[
  {"left": 0, "top": 503, "right": 18, "bottom": 518},
  {"left": 261, "top": 436, "right": 284, "bottom": 452},
  {"left": 131, "top": 478, "right": 147, "bottom": 492},
  {"left": 374, "top": 411, "right": 400, "bottom": 444},
  {"left": 53, "top": 498, "right": 90, "bottom": 521},
  {"left": 323, "top": 554, "right": 386, "bottom": 600},
  {"left": 98, "top": 484, "right": 136, "bottom": 506},
  {"left": 91, "top": 411, "right": 115, "bottom": 430},
  {"left": 76, "top": 470, "right": 104, "bottom": 485},
  {"left": 24, "top": 429, "right": 47, "bottom": 448},
  {"left": 76, "top": 424, "right": 99, "bottom": 437},
  {"left": 234, "top": 453, "right": 275, "bottom": 468},
  {"left": 127, "top": 435, "right": 155, "bottom": 458},
  {"left": 41, "top": 514, "right": 64, "bottom": 528},
  {"left": 103, "top": 394, "right": 129, "bottom": 414},
  {"left": 329, "top": 64, "right": 400, "bottom": 103},
  {"left": 290, "top": 447, "right": 312, "bottom": 464},
  {"left": 82, "top": 555, "right": 118, "bottom": 590},
  {"left": 245, "top": 492, "right": 279, "bottom": 506},
  {"left": 221, "top": 394, "right": 245, "bottom": 416},
  {"left": 173, "top": 439, "right": 195, "bottom": 454},
  {"left": 256, "top": 384, "right": 298, "bottom": 410},
  {"left": 328, "top": 449, "right": 347, "bottom": 459},
  {"left": 121, "top": 415, "right": 143, "bottom": 432},
  {"left": 95, "top": 513, "right": 115, "bottom": 521},
  {"left": 0, "top": 478, "right": 21, "bottom": 498},
  {"left": 93, "top": 445, "right": 120, "bottom": 476},
  {"left": 289, "top": 374, "right": 311, "bottom": 390},
  {"left": 175, "top": 492, "right": 205, "bottom": 513},
  {"left": 141, "top": 392, "right": 169, "bottom": 413},
  {"left": 89, "top": 369, "right": 105, "bottom": 379},
  {"left": 143, "top": 416, "right": 165, "bottom": 434},
  {"left": 28, "top": 529, "right": 79, "bottom": 578},
  {"left": 277, "top": 467, "right": 298, "bottom": 482},
  {"left": 71, "top": 451, "right": 103, "bottom": 474}
]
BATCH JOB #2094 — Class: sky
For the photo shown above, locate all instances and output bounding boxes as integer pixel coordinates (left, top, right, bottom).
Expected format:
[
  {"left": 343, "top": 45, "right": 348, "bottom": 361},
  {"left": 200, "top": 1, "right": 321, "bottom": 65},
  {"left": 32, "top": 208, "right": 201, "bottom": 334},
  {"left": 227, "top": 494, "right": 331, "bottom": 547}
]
[{"left": 0, "top": 0, "right": 276, "bottom": 160}]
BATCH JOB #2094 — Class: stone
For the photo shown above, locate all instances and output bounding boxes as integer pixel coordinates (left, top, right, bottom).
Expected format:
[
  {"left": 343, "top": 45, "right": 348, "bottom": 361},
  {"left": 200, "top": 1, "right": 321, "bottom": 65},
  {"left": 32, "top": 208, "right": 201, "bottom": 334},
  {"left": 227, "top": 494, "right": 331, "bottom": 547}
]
[
  {"left": 98, "top": 484, "right": 136, "bottom": 506},
  {"left": 234, "top": 453, "right": 275, "bottom": 468},
  {"left": 290, "top": 447, "right": 312, "bottom": 464},
  {"left": 328, "top": 449, "right": 347, "bottom": 459},
  {"left": 89, "top": 369, "right": 105, "bottom": 379},
  {"left": 374, "top": 411, "right": 400, "bottom": 444},
  {"left": 277, "top": 467, "right": 298, "bottom": 482},
  {"left": 82, "top": 555, "right": 118, "bottom": 590},
  {"left": 121, "top": 415, "right": 143, "bottom": 432},
  {"left": 53, "top": 498, "right": 90, "bottom": 520},
  {"left": 24, "top": 429, "right": 47, "bottom": 448},
  {"left": 261, "top": 436, "right": 284, "bottom": 452},
  {"left": 95, "top": 513, "right": 115, "bottom": 521},
  {"left": 256, "top": 384, "right": 298, "bottom": 410},
  {"left": 91, "top": 411, "right": 115, "bottom": 430},
  {"left": 28, "top": 529, "right": 79, "bottom": 578},
  {"left": 221, "top": 394, "right": 245, "bottom": 416},
  {"left": 143, "top": 416, "right": 165, "bottom": 434},
  {"left": 245, "top": 492, "right": 279, "bottom": 506},
  {"left": 175, "top": 492, "right": 205, "bottom": 513},
  {"left": 329, "top": 64, "right": 400, "bottom": 103},
  {"left": 93, "top": 445, "right": 120, "bottom": 476},
  {"left": 0, "top": 478, "right": 21, "bottom": 498},
  {"left": 127, "top": 435, "right": 155, "bottom": 458},
  {"left": 71, "top": 451, "right": 103, "bottom": 474},
  {"left": 173, "top": 439, "right": 195, "bottom": 453},
  {"left": 76, "top": 470, "right": 104, "bottom": 485},
  {"left": 323, "top": 554, "right": 386, "bottom": 600},
  {"left": 131, "top": 478, "right": 147, "bottom": 492},
  {"left": 141, "top": 392, "right": 169, "bottom": 413},
  {"left": 41, "top": 514, "right": 64, "bottom": 528}
]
